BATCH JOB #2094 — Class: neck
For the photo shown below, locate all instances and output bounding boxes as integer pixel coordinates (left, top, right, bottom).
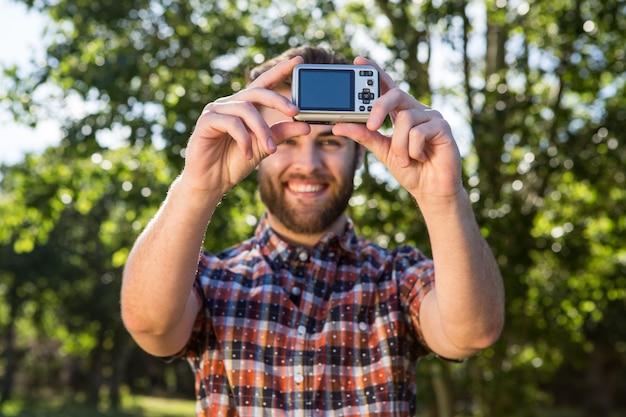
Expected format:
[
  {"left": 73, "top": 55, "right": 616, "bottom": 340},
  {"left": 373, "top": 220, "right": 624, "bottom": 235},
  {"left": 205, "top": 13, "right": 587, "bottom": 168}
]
[{"left": 266, "top": 213, "right": 348, "bottom": 249}]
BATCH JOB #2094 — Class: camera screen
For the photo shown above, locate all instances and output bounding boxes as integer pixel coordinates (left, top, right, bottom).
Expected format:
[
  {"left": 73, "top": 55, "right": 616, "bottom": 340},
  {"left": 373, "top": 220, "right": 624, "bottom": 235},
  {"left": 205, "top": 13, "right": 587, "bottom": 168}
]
[{"left": 298, "top": 69, "right": 354, "bottom": 111}]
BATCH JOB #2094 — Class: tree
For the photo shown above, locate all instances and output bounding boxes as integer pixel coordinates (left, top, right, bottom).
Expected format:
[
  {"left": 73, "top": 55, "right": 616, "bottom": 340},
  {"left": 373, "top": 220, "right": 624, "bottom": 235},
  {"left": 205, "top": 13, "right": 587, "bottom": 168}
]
[
  {"left": 0, "top": 144, "right": 178, "bottom": 408},
  {"left": 465, "top": 1, "right": 626, "bottom": 415},
  {"left": 1, "top": 0, "right": 625, "bottom": 415}
]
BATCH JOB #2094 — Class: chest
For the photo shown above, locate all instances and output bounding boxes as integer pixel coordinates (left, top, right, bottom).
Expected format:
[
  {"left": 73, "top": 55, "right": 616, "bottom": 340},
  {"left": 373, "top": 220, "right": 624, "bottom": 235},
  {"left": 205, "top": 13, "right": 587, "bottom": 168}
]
[
  {"left": 208, "top": 255, "right": 408, "bottom": 361},
  {"left": 195, "top": 254, "right": 420, "bottom": 415}
]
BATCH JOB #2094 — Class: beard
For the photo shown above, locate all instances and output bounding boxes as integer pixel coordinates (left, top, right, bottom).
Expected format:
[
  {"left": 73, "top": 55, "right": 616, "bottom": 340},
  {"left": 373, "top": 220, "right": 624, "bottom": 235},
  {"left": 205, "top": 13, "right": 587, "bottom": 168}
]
[{"left": 258, "top": 162, "right": 358, "bottom": 236}]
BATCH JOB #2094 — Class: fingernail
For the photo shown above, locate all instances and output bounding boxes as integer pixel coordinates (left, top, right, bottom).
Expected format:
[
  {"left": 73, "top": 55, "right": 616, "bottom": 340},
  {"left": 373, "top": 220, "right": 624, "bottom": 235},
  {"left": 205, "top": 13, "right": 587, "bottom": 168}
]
[
  {"left": 267, "top": 137, "right": 276, "bottom": 153},
  {"left": 367, "top": 116, "right": 380, "bottom": 130}
]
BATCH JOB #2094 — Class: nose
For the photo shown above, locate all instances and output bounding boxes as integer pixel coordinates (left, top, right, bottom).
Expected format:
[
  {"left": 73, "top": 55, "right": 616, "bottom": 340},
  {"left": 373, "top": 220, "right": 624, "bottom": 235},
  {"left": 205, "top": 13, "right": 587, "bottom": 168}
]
[{"left": 291, "top": 140, "right": 323, "bottom": 174}]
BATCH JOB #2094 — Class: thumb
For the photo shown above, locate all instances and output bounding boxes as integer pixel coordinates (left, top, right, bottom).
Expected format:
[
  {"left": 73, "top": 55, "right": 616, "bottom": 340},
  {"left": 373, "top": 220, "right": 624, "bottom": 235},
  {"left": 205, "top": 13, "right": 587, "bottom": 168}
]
[{"left": 332, "top": 123, "right": 389, "bottom": 160}]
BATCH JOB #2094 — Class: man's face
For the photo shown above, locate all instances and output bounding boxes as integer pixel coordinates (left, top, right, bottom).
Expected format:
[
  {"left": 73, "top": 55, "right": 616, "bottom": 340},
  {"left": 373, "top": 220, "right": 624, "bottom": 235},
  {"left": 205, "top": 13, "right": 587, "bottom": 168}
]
[{"left": 258, "top": 90, "right": 362, "bottom": 235}]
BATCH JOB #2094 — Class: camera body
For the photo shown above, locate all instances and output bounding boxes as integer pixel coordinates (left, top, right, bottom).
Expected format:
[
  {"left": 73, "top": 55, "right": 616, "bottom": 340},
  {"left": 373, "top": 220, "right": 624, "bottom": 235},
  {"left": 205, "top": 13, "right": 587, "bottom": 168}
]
[{"left": 291, "top": 64, "right": 379, "bottom": 123}]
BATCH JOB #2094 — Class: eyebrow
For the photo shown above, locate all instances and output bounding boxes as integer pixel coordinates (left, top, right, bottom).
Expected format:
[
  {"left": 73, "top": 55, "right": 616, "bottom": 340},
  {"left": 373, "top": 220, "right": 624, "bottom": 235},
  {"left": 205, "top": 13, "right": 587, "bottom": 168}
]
[{"left": 316, "top": 131, "right": 348, "bottom": 141}]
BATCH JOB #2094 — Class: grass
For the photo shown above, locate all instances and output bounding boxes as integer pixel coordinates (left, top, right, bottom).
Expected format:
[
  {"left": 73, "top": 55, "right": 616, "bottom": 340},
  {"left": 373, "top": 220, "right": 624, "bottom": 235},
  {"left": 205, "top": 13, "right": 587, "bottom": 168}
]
[
  {"left": 125, "top": 395, "right": 196, "bottom": 416},
  {"left": 0, "top": 394, "right": 196, "bottom": 417}
]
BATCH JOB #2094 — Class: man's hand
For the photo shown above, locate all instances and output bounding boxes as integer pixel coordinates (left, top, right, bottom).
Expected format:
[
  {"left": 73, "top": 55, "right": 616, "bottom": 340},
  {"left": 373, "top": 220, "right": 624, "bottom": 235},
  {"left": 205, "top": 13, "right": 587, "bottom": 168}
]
[
  {"left": 332, "top": 57, "right": 464, "bottom": 205},
  {"left": 335, "top": 57, "right": 504, "bottom": 360},
  {"left": 180, "top": 56, "right": 309, "bottom": 197}
]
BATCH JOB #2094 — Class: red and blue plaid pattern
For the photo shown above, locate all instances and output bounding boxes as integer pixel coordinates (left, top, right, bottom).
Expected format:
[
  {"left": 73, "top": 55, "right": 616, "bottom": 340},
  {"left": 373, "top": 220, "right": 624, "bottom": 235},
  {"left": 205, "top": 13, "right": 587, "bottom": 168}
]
[{"left": 177, "top": 215, "right": 435, "bottom": 416}]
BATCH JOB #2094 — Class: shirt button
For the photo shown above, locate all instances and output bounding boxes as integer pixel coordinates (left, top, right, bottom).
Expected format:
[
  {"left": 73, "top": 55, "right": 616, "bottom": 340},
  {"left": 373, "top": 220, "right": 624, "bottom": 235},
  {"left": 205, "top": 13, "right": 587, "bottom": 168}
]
[
  {"left": 291, "top": 286, "right": 301, "bottom": 296},
  {"left": 297, "top": 325, "right": 307, "bottom": 336},
  {"left": 359, "top": 322, "right": 368, "bottom": 332},
  {"left": 297, "top": 250, "right": 309, "bottom": 262},
  {"left": 294, "top": 373, "right": 304, "bottom": 384}
]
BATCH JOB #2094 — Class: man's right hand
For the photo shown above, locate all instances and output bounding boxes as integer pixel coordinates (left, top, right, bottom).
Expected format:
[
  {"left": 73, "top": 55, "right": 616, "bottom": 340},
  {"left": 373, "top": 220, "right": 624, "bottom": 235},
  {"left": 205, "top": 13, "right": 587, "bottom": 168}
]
[
  {"left": 122, "top": 56, "right": 312, "bottom": 357},
  {"left": 179, "top": 56, "right": 308, "bottom": 198}
]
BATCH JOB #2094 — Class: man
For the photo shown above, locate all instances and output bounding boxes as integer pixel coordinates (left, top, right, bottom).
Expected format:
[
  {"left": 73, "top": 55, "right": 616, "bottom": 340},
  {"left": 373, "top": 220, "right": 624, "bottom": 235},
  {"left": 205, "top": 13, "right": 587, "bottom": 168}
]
[{"left": 121, "top": 46, "right": 505, "bottom": 416}]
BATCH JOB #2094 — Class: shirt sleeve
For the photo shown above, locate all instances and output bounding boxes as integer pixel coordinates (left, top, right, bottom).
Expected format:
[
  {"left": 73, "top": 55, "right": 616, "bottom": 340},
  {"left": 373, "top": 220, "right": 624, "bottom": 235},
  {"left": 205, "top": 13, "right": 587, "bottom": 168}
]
[{"left": 393, "top": 245, "right": 436, "bottom": 352}]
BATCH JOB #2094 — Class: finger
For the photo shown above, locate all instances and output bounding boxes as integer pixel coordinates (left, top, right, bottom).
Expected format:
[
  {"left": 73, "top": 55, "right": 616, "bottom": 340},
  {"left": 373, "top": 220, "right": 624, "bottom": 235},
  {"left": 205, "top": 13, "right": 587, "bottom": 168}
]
[
  {"left": 408, "top": 125, "right": 428, "bottom": 163},
  {"left": 367, "top": 88, "right": 429, "bottom": 131},
  {"left": 195, "top": 111, "right": 255, "bottom": 159},
  {"left": 389, "top": 110, "right": 413, "bottom": 167},
  {"left": 248, "top": 56, "right": 304, "bottom": 91},
  {"left": 332, "top": 123, "right": 390, "bottom": 160},
  {"left": 269, "top": 120, "right": 311, "bottom": 145},
  {"left": 203, "top": 100, "right": 278, "bottom": 155},
  {"left": 354, "top": 56, "right": 397, "bottom": 92},
  {"left": 393, "top": 109, "right": 451, "bottom": 164},
  {"left": 222, "top": 86, "right": 299, "bottom": 121}
]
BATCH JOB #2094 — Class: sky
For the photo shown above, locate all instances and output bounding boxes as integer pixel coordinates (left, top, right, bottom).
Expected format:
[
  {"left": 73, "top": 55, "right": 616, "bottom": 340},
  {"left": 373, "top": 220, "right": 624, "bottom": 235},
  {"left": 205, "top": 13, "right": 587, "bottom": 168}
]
[{"left": 0, "top": 0, "right": 60, "bottom": 165}]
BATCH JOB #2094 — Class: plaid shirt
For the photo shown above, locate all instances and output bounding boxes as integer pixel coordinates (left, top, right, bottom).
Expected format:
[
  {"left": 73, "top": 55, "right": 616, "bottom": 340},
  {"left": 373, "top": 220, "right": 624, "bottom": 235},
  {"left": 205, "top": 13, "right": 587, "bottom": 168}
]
[{"left": 178, "top": 215, "right": 435, "bottom": 416}]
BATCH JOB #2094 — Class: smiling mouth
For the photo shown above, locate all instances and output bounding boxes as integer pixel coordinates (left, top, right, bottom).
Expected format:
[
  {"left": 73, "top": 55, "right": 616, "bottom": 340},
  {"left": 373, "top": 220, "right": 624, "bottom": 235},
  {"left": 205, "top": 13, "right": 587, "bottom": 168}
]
[{"left": 286, "top": 181, "right": 326, "bottom": 194}]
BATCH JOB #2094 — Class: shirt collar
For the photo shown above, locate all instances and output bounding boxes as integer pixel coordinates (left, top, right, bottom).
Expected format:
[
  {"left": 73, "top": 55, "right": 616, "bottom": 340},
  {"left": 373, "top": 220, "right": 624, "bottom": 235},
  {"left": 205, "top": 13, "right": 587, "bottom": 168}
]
[{"left": 254, "top": 213, "right": 360, "bottom": 267}]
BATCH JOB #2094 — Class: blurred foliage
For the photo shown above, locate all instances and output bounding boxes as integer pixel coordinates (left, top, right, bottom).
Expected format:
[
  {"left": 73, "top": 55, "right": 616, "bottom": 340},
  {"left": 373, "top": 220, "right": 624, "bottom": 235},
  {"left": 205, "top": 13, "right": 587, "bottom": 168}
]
[
  {"left": 1, "top": 393, "right": 195, "bottom": 416},
  {"left": 1, "top": 0, "right": 625, "bottom": 416}
]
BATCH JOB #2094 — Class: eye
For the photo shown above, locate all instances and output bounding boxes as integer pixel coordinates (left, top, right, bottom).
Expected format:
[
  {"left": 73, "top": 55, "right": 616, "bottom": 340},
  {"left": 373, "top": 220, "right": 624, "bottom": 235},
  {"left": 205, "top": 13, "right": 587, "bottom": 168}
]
[
  {"left": 279, "top": 138, "right": 297, "bottom": 146},
  {"left": 319, "top": 137, "right": 345, "bottom": 148}
]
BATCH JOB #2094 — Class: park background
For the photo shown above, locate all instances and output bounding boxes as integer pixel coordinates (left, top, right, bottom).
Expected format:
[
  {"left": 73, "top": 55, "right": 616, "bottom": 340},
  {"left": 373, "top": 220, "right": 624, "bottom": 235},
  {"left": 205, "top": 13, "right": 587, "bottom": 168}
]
[{"left": 0, "top": 0, "right": 624, "bottom": 416}]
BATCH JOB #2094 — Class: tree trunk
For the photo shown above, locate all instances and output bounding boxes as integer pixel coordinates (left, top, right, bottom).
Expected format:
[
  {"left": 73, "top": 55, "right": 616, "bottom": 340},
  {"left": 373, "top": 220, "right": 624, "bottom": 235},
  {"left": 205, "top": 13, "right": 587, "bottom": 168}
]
[
  {"left": 85, "top": 327, "right": 106, "bottom": 407},
  {"left": 108, "top": 331, "right": 134, "bottom": 410},
  {"left": 584, "top": 342, "right": 616, "bottom": 417},
  {"left": 0, "top": 297, "right": 20, "bottom": 410},
  {"left": 430, "top": 361, "right": 453, "bottom": 417},
  {"left": 0, "top": 321, "right": 16, "bottom": 408}
]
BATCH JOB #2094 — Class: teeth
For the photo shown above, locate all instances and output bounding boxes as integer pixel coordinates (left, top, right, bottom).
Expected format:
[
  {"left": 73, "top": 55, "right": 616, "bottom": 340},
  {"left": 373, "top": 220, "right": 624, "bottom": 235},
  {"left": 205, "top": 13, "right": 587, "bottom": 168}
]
[{"left": 289, "top": 183, "right": 323, "bottom": 193}]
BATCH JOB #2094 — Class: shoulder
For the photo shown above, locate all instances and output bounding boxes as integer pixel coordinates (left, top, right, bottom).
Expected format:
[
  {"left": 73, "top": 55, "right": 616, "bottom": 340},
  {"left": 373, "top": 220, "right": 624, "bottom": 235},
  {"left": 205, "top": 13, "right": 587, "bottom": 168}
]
[
  {"left": 197, "top": 236, "right": 261, "bottom": 273},
  {"left": 354, "top": 238, "right": 431, "bottom": 268}
]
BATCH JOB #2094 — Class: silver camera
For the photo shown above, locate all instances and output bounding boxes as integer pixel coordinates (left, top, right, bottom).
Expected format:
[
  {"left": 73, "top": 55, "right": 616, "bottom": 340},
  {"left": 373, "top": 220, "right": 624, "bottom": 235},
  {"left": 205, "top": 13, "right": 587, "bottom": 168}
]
[{"left": 291, "top": 64, "right": 379, "bottom": 123}]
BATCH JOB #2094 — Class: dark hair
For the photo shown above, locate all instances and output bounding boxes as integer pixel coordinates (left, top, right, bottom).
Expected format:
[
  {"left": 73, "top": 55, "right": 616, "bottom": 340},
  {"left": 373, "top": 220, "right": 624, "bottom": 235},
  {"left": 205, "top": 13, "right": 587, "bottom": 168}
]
[{"left": 246, "top": 45, "right": 350, "bottom": 85}]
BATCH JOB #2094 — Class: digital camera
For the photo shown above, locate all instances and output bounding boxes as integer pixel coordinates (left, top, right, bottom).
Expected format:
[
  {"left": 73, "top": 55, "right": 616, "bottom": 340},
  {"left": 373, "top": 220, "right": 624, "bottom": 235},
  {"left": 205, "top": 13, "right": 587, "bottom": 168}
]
[{"left": 291, "top": 64, "right": 379, "bottom": 123}]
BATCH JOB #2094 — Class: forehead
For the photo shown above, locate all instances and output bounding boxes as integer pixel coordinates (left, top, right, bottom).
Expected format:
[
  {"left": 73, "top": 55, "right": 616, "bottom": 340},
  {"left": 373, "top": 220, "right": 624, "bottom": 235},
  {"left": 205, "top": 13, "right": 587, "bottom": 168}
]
[{"left": 260, "top": 87, "right": 356, "bottom": 146}]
